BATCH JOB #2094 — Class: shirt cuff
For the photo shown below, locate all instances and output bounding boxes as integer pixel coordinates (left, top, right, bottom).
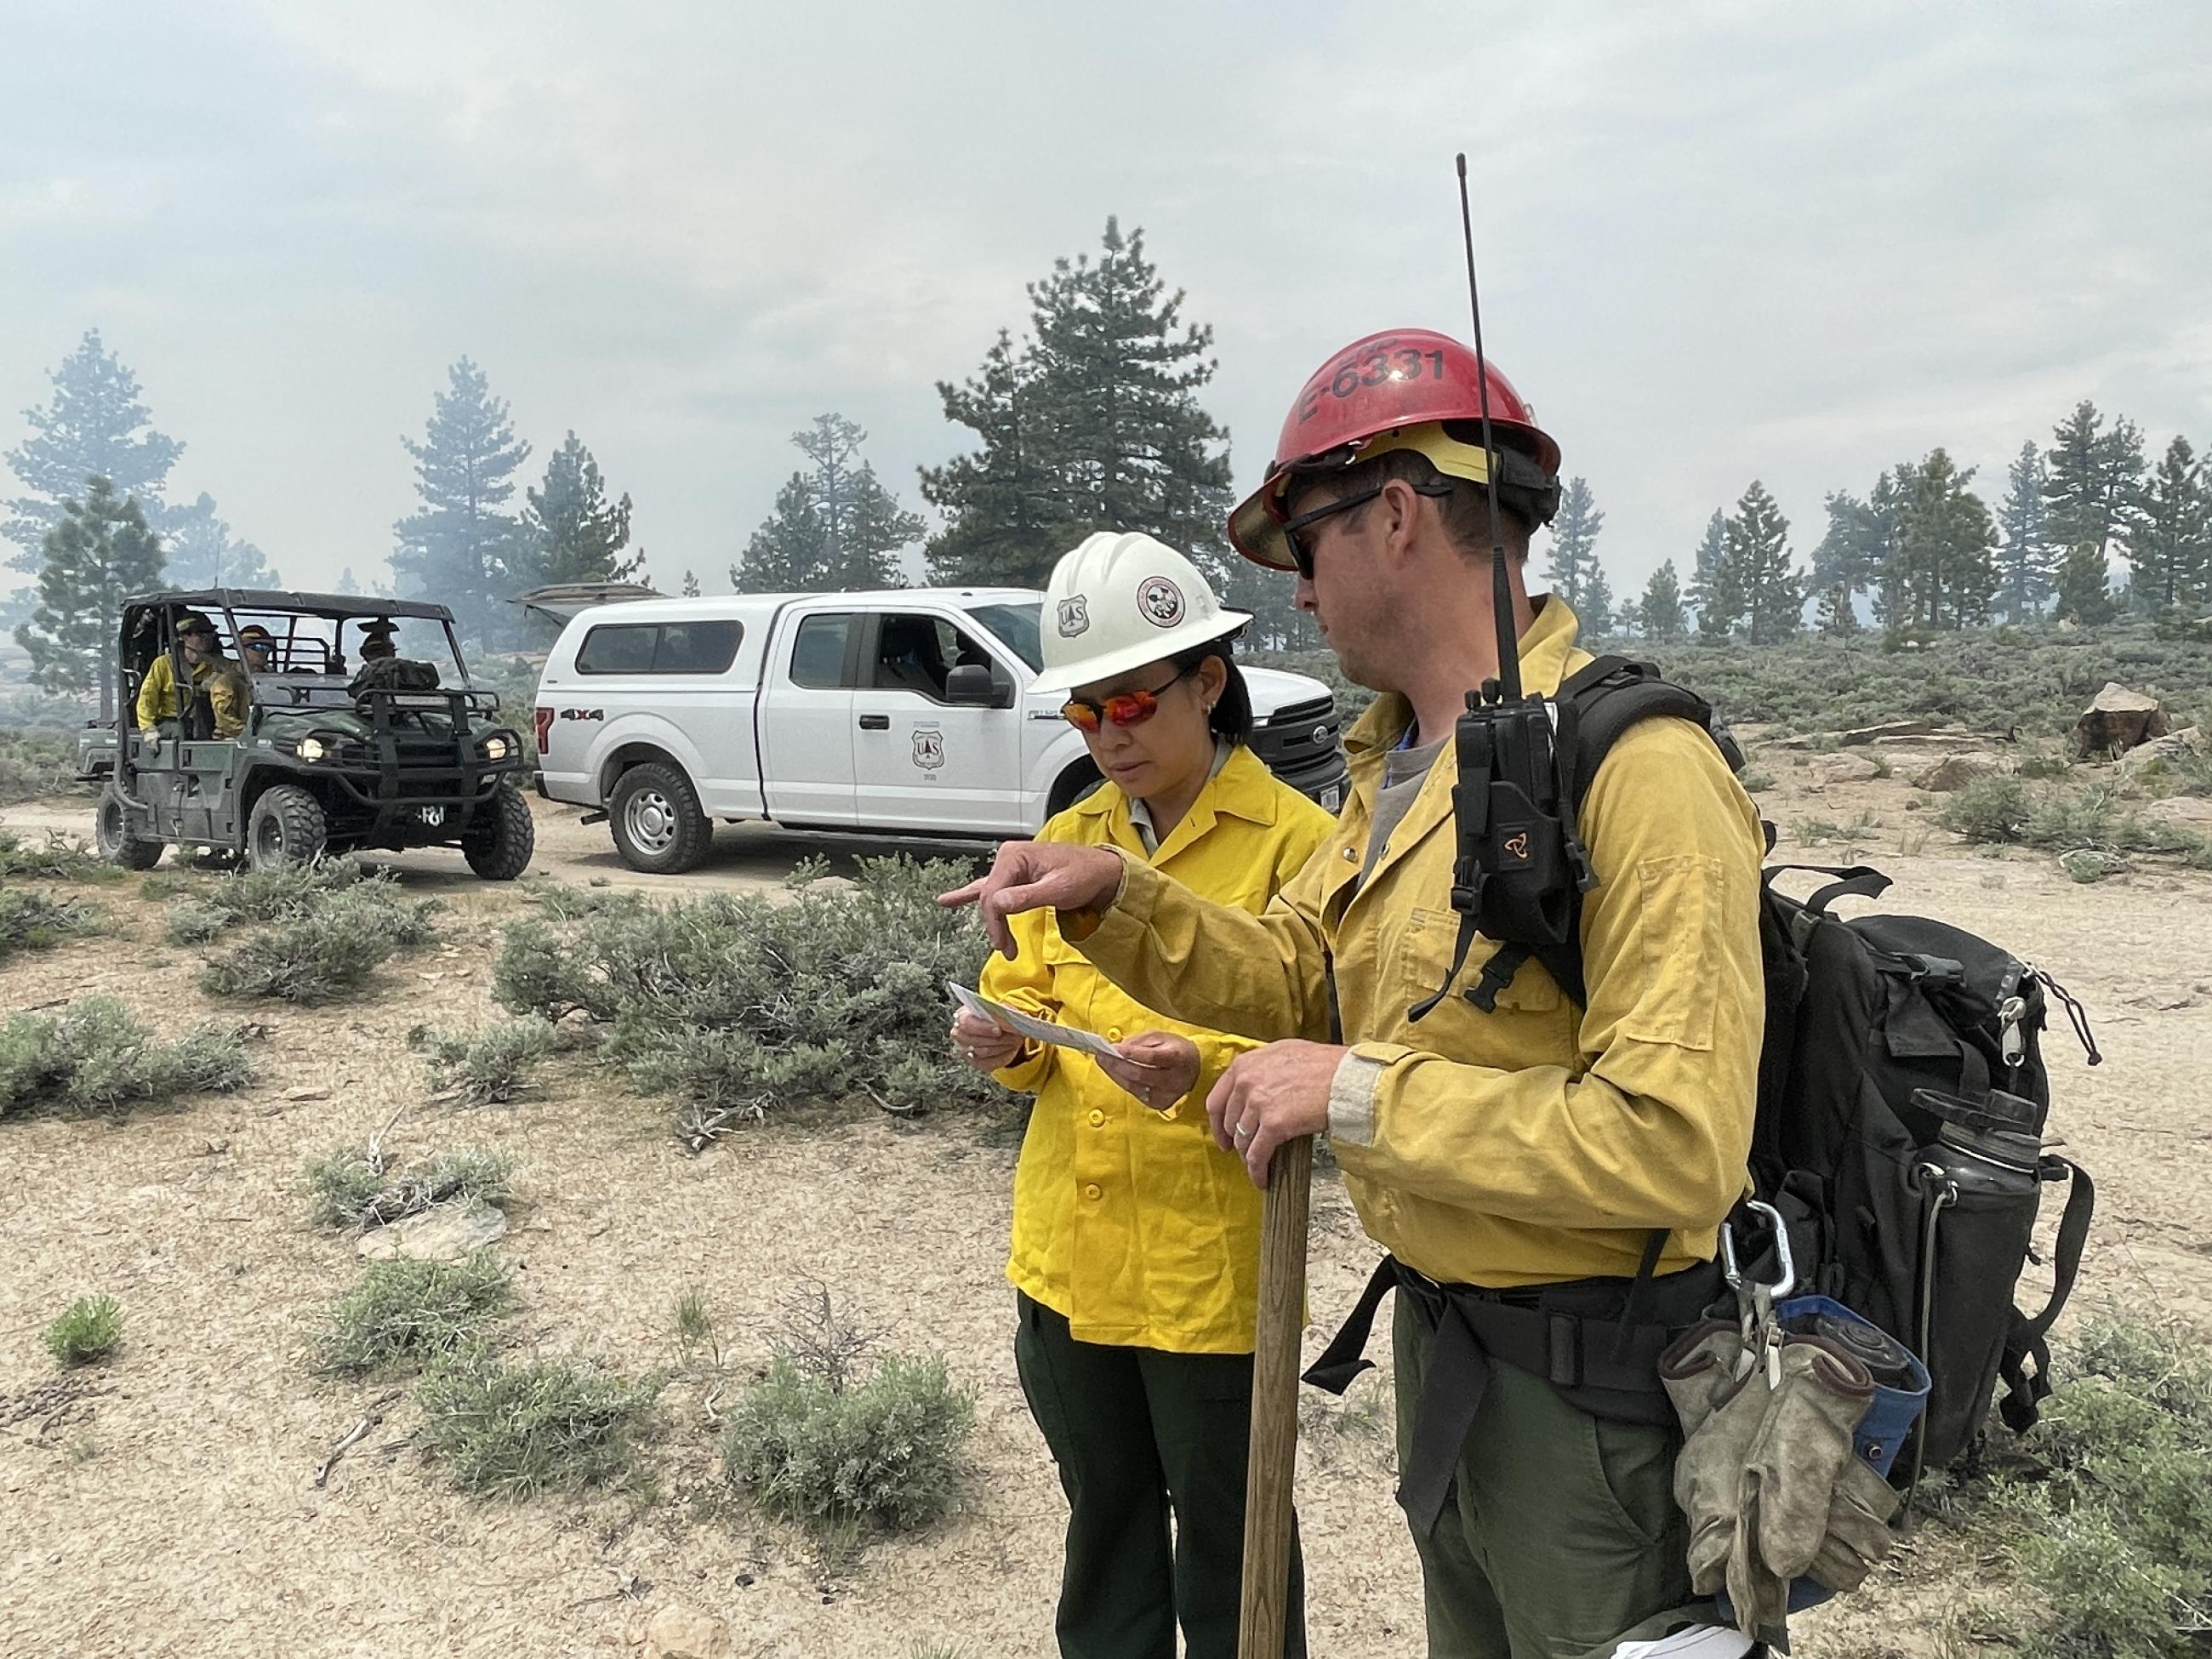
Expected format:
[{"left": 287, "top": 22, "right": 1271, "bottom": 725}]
[{"left": 1327, "top": 1048, "right": 1389, "bottom": 1148}]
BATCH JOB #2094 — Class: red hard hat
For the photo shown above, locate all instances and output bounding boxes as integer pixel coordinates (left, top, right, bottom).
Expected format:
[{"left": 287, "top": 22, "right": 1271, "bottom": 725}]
[{"left": 1228, "top": 328, "right": 1562, "bottom": 571}]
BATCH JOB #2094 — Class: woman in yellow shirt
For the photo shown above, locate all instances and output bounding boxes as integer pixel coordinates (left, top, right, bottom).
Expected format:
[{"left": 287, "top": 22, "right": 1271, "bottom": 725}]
[{"left": 951, "top": 532, "right": 1332, "bottom": 1659}]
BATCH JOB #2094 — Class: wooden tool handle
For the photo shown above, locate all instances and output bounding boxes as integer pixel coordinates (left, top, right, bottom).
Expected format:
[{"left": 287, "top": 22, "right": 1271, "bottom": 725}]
[{"left": 1238, "top": 1132, "right": 1314, "bottom": 1659}]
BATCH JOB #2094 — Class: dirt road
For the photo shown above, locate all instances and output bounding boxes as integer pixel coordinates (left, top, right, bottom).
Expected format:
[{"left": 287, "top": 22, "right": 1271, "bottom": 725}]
[{"left": 1, "top": 749, "right": 2206, "bottom": 1658}]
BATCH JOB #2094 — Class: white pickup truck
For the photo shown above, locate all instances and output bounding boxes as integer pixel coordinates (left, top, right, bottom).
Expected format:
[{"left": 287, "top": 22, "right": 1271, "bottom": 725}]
[{"left": 531, "top": 587, "right": 1349, "bottom": 873}]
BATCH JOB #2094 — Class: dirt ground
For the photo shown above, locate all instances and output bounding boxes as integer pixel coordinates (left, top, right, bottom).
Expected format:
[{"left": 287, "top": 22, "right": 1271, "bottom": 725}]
[{"left": 2, "top": 753, "right": 2206, "bottom": 1659}]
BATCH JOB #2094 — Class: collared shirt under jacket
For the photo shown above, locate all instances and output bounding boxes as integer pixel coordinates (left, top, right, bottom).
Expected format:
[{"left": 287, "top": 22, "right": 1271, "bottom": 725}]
[
  {"left": 1071, "top": 600, "right": 1767, "bottom": 1290},
  {"left": 983, "top": 743, "right": 1334, "bottom": 1354}
]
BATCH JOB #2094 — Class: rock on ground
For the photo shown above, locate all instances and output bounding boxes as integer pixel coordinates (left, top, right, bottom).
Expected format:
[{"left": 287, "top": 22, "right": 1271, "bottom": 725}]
[
  {"left": 1813, "top": 753, "right": 1885, "bottom": 784},
  {"left": 2075, "top": 682, "right": 2169, "bottom": 755},
  {"left": 2118, "top": 727, "right": 2204, "bottom": 777},
  {"left": 1913, "top": 754, "right": 2003, "bottom": 792},
  {"left": 2146, "top": 796, "right": 2212, "bottom": 831},
  {"left": 356, "top": 1198, "right": 509, "bottom": 1262},
  {"left": 643, "top": 1604, "right": 731, "bottom": 1659}
]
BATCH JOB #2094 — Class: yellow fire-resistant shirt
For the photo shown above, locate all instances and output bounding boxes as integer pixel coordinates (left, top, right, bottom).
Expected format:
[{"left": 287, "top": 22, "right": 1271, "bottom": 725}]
[
  {"left": 1073, "top": 600, "right": 1767, "bottom": 1290},
  {"left": 136, "top": 653, "right": 250, "bottom": 738},
  {"left": 983, "top": 743, "right": 1334, "bottom": 1354}
]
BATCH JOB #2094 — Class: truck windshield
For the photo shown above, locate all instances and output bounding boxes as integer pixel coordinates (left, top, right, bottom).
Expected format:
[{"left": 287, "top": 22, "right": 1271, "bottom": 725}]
[{"left": 959, "top": 601, "right": 1043, "bottom": 672}]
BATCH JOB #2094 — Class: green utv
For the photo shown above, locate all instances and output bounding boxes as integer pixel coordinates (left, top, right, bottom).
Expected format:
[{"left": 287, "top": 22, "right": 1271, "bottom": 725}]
[{"left": 79, "top": 590, "right": 536, "bottom": 877}]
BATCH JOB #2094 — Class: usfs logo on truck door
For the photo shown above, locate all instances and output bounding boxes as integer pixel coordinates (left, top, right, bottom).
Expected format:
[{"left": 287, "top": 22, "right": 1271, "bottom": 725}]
[{"left": 912, "top": 726, "right": 945, "bottom": 771}]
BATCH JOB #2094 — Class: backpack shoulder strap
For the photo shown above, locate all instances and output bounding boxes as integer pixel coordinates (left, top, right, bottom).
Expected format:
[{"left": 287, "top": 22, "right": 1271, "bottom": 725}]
[{"left": 1495, "top": 658, "right": 1742, "bottom": 1012}]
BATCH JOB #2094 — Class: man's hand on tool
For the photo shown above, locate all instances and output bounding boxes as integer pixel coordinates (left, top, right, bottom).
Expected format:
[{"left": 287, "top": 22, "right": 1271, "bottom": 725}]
[
  {"left": 1209, "top": 1040, "right": 1344, "bottom": 1186},
  {"left": 938, "top": 841, "right": 1125, "bottom": 958},
  {"left": 949, "top": 1008, "right": 1027, "bottom": 1073},
  {"left": 1096, "top": 1031, "right": 1200, "bottom": 1114}
]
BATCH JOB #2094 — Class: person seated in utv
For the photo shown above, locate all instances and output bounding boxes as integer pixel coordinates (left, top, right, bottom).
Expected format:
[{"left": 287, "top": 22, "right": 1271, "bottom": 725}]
[
  {"left": 348, "top": 619, "right": 439, "bottom": 693},
  {"left": 236, "top": 624, "right": 275, "bottom": 675},
  {"left": 136, "top": 612, "right": 250, "bottom": 748}
]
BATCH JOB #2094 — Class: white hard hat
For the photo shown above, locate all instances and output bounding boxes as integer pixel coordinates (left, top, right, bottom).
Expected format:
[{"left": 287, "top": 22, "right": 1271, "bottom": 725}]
[{"left": 1028, "top": 532, "right": 1251, "bottom": 698}]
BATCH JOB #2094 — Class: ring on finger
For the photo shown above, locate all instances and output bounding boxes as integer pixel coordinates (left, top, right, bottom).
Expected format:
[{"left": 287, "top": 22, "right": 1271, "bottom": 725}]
[{"left": 1233, "top": 1122, "right": 1252, "bottom": 1143}]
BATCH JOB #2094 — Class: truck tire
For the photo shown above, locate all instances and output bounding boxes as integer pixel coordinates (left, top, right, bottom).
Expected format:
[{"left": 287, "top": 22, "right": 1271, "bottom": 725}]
[
  {"left": 247, "top": 784, "right": 328, "bottom": 870},
  {"left": 1047, "top": 760, "right": 1105, "bottom": 820},
  {"left": 609, "top": 761, "right": 710, "bottom": 874},
  {"left": 94, "top": 789, "right": 164, "bottom": 870},
  {"left": 463, "top": 785, "right": 536, "bottom": 881}
]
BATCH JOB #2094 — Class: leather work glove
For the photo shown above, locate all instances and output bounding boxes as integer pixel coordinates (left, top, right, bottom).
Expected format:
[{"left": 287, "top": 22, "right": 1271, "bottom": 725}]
[
  {"left": 1808, "top": 1458, "right": 1903, "bottom": 1593},
  {"left": 1727, "top": 1337, "right": 1876, "bottom": 1636},
  {"left": 1659, "top": 1320, "right": 1766, "bottom": 1596},
  {"left": 142, "top": 731, "right": 162, "bottom": 758}
]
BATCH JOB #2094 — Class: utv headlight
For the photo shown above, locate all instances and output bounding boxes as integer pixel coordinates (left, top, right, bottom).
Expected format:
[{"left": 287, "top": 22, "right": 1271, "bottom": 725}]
[
  {"left": 483, "top": 734, "right": 512, "bottom": 761},
  {"left": 295, "top": 736, "right": 327, "bottom": 763}
]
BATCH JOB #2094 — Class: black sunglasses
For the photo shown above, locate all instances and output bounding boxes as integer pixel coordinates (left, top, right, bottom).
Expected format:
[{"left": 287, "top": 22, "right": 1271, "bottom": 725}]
[{"left": 1279, "top": 477, "right": 1453, "bottom": 579}]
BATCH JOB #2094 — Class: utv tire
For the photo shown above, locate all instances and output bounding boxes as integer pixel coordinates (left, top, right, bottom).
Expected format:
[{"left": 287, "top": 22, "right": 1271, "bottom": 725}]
[
  {"left": 608, "top": 761, "right": 710, "bottom": 875},
  {"left": 95, "top": 789, "right": 164, "bottom": 870},
  {"left": 247, "top": 784, "right": 328, "bottom": 870},
  {"left": 463, "top": 784, "right": 536, "bottom": 881}
]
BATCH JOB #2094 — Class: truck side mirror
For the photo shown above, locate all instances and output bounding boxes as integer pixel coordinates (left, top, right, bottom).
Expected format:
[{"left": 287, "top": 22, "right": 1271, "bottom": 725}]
[{"left": 944, "top": 664, "right": 1009, "bottom": 708}]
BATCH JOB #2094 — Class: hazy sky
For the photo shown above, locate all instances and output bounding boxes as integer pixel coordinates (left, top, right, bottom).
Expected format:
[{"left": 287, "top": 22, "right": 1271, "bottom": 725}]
[{"left": 4, "top": 1, "right": 2208, "bottom": 603}]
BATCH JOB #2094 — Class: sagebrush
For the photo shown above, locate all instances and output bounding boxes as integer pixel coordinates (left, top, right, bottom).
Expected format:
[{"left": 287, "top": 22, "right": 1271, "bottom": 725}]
[
  {"left": 1941, "top": 773, "right": 2212, "bottom": 868},
  {"left": 1943, "top": 1320, "right": 2212, "bottom": 1658},
  {"left": 0, "top": 827, "right": 114, "bottom": 881},
  {"left": 0, "top": 997, "right": 256, "bottom": 1120},
  {"left": 416, "top": 1354, "right": 660, "bottom": 1499},
  {"left": 0, "top": 729, "right": 85, "bottom": 806},
  {"left": 305, "top": 1143, "right": 519, "bottom": 1231},
  {"left": 492, "top": 855, "right": 997, "bottom": 1135},
  {"left": 414, "top": 1018, "right": 558, "bottom": 1104},
  {"left": 721, "top": 1289, "right": 976, "bottom": 1541},
  {"left": 43, "top": 1294, "right": 123, "bottom": 1367},
  {"left": 0, "top": 885, "right": 103, "bottom": 961},
  {"left": 191, "top": 865, "right": 442, "bottom": 1003},
  {"left": 312, "top": 1251, "right": 513, "bottom": 1376}
]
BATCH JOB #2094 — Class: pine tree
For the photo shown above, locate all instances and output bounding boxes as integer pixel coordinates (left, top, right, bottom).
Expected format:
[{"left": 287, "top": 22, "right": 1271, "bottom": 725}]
[
  {"left": 792, "top": 415, "right": 922, "bottom": 589},
  {"left": 920, "top": 331, "right": 1068, "bottom": 587},
  {"left": 519, "top": 432, "right": 641, "bottom": 590},
  {"left": 1996, "top": 441, "right": 2054, "bottom": 622},
  {"left": 2044, "top": 401, "right": 2144, "bottom": 572},
  {"left": 1637, "top": 559, "right": 1687, "bottom": 642},
  {"left": 1727, "top": 482, "right": 1802, "bottom": 645},
  {"left": 335, "top": 567, "right": 361, "bottom": 596},
  {"left": 1816, "top": 584, "right": 1861, "bottom": 637},
  {"left": 681, "top": 568, "right": 701, "bottom": 598},
  {"left": 2054, "top": 541, "right": 2115, "bottom": 624},
  {"left": 732, "top": 476, "right": 832, "bottom": 592},
  {"left": 1810, "top": 492, "right": 1880, "bottom": 625},
  {"left": 1889, "top": 448, "right": 1998, "bottom": 630},
  {"left": 3, "top": 332, "right": 183, "bottom": 577},
  {"left": 162, "top": 493, "right": 280, "bottom": 590},
  {"left": 1581, "top": 562, "right": 1615, "bottom": 636},
  {"left": 1867, "top": 461, "right": 1921, "bottom": 629},
  {"left": 1687, "top": 511, "right": 1736, "bottom": 638},
  {"left": 1542, "top": 477, "right": 1609, "bottom": 618},
  {"left": 390, "top": 358, "right": 532, "bottom": 647},
  {"left": 14, "top": 477, "right": 165, "bottom": 694},
  {"left": 2124, "top": 436, "right": 2208, "bottom": 613},
  {"left": 922, "top": 220, "right": 1234, "bottom": 596}
]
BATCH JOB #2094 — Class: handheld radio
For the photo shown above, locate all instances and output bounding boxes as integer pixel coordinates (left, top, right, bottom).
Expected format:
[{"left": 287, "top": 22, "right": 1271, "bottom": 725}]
[{"left": 1407, "top": 157, "right": 1597, "bottom": 1020}]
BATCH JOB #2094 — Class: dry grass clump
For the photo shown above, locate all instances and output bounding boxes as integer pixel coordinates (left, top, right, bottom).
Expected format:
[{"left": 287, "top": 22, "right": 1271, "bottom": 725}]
[
  {"left": 491, "top": 855, "right": 995, "bottom": 1143},
  {"left": 304, "top": 1143, "right": 519, "bottom": 1231},
  {"left": 721, "top": 1287, "right": 976, "bottom": 1547},
  {"left": 0, "top": 997, "right": 256, "bottom": 1121},
  {"left": 43, "top": 1294, "right": 123, "bottom": 1367},
  {"left": 415, "top": 1354, "right": 662, "bottom": 1500},
  {"left": 1941, "top": 773, "right": 2212, "bottom": 870},
  {"left": 0, "top": 729, "right": 83, "bottom": 806},
  {"left": 311, "top": 1251, "right": 513, "bottom": 1377}
]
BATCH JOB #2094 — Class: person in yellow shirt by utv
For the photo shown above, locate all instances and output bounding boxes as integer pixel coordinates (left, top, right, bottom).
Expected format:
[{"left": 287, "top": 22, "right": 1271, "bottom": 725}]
[
  {"left": 948, "top": 334, "right": 1769, "bottom": 1659},
  {"left": 136, "top": 612, "right": 250, "bottom": 750},
  {"left": 950, "top": 532, "right": 1332, "bottom": 1659}
]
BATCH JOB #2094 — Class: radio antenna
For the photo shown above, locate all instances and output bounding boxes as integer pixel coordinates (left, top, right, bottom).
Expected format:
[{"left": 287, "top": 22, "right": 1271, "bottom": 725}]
[{"left": 1456, "top": 152, "right": 1522, "bottom": 704}]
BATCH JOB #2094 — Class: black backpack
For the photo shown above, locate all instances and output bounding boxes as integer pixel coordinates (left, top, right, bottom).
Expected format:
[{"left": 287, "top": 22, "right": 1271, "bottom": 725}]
[{"left": 1503, "top": 657, "right": 2101, "bottom": 1472}]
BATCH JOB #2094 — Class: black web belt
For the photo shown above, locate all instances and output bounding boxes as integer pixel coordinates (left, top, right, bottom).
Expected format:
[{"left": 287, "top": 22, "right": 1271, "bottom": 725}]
[{"left": 1303, "top": 1255, "right": 1708, "bottom": 1536}]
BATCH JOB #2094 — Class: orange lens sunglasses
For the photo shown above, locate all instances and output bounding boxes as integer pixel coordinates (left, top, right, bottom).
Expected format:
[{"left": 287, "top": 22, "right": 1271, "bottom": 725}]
[{"left": 1060, "top": 663, "right": 1197, "bottom": 732}]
